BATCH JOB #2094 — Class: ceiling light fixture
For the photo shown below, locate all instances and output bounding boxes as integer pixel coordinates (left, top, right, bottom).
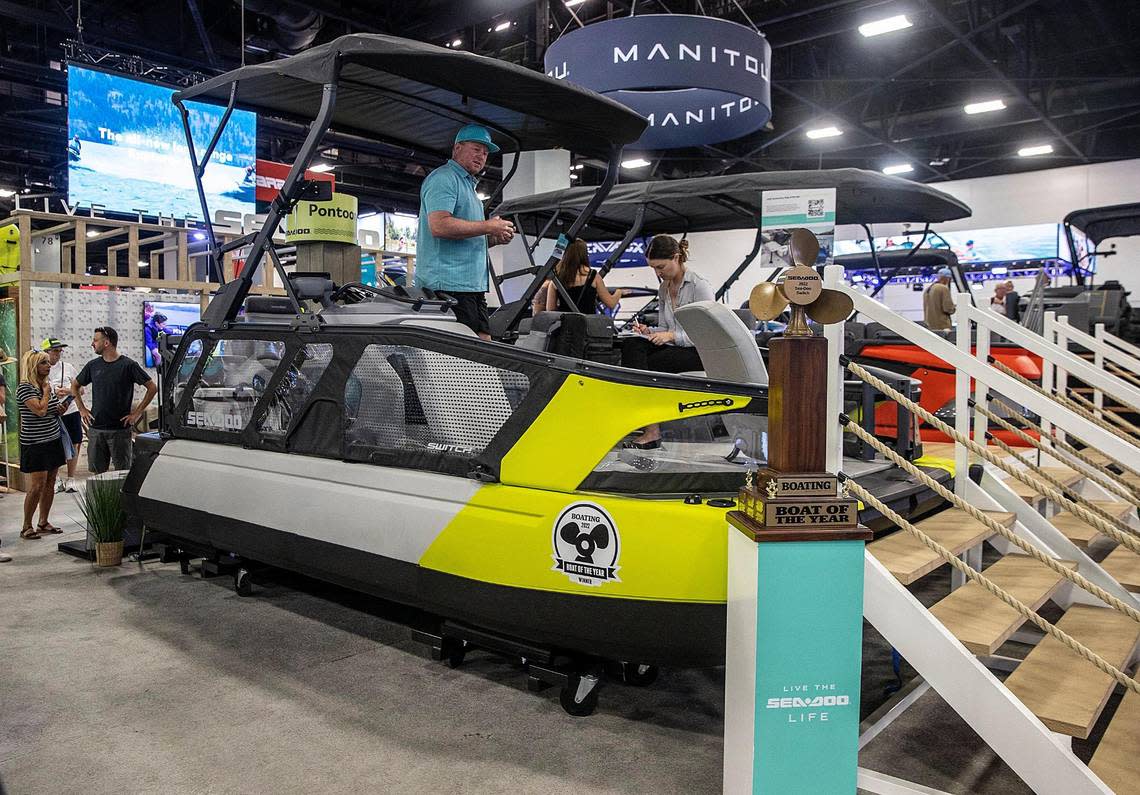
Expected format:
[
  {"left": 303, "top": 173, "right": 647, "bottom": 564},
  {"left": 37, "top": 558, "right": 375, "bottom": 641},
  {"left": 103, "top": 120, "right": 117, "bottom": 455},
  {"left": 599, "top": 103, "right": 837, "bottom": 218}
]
[
  {"left": 476, "top": 191, "right": 490, "bottom": 200},
  {"left": 451, "top": 38, "right": 462, "bottom": 47},
  {"left": 0, "top": 188, "right": 14, "bottom": 198},
  {"left": 806, "top": 126, "right": 843, "bottom": 140},
  {"left": 569, "top": 174, "right": 579, "bottom": 180},
  {"left": 621, "top": 157, "right": 651, "bottom": 169},
  {"left": 86, "top": 228, "right": 101, "bottom": 237},
  {"left": 494, "top": 20, "right": 511, "bottom": 32},
  {"left": 308, "top": 162, "right": 335, "bottom": 173},
  {"left": 571, "top": 164, "right": 584, "bottom": 170},
  {"left": 1018, "top": 144, "right": 1053, "bottom": 157},
  {"left": 882, "top": 163, "right": 914, "bottom": 175},
  {"left": 963, "top": 99, "right": 1006, "bottom": 115},
  {"left": 565, "top": 0, "right": 587, "bottom": 6},
  {"left": 859, "top": 15, "right": 912, "bottom": 37}
]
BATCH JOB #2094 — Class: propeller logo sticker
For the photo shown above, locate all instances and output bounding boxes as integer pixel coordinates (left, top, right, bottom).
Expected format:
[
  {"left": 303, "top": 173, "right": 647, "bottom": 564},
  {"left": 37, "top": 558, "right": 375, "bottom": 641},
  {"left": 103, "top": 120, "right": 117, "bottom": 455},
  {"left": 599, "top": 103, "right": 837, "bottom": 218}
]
[{"left": 552, "top": 502, "right": 620, "bottom": 587}]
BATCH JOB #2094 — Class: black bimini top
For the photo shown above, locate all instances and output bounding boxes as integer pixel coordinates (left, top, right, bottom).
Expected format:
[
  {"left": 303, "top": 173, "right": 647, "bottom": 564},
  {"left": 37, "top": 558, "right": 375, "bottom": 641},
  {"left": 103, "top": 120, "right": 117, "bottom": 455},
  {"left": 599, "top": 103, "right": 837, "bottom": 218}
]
[
  {"left": 174, "top": 34, "right": 647, "bottom": 159},
  {"left": 496, "top": 169, "right": 972, "bottom": 237},
  {"left": 835, "top": 249, "right": 960, "bottom": 271},
  {"left": 1063, "top": 203, "right": 1140, "bottom": 245}
]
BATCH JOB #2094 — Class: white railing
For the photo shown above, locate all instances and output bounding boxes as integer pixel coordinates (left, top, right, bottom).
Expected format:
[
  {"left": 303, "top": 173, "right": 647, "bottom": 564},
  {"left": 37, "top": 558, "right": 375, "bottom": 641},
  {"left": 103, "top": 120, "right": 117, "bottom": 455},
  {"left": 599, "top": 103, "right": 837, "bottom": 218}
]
[
  {"left": 1099, "top": 322, "right": 1140, "bottom": 361},
  {"left": 1046, "top": 314, "right": 1140, "bottom": 421}
]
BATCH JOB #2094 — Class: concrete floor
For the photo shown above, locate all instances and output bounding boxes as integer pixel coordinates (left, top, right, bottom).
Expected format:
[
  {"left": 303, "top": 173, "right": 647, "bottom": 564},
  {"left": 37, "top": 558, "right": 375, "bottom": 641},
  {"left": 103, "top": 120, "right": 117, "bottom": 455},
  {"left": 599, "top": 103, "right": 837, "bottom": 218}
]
[{"left": 0, "top": 489, "right": 1052, "bottom": 794}]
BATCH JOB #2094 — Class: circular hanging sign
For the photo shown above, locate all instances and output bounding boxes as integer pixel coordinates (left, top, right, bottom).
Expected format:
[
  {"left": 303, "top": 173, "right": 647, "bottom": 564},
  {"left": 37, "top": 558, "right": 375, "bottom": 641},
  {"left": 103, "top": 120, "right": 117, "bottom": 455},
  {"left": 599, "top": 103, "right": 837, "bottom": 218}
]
[{"left": 544, "top": 15, "right": 772, "bottom": 149}]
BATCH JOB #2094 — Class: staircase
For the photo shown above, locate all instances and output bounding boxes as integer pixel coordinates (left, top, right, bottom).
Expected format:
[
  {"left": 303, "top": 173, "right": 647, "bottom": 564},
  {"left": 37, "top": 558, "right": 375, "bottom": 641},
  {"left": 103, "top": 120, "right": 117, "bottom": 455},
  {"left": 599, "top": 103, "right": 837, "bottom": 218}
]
[{"left": 867, "top": 466, "right": 1140, "bottom": 792}]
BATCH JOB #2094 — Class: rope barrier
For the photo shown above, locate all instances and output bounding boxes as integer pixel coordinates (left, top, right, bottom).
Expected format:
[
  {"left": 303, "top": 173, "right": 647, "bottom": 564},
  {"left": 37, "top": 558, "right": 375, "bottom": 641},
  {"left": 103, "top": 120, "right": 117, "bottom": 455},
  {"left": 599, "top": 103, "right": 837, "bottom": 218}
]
[
  {"left": 1068, "top": 390, "right": 1140, "bottom": 439},
  {"left": 843, "top": 359, "right": 1140, "bottom": 558},
  {"left": 840, "top": 417, "right": 1140, "bottom": 627},
  {"left": 969, "top": 406, "right": 1140, "bottom": 531},
  {"left": 980, "top": 396, "right": 1140, "bottom": 507},
  {"left": 842, "top": 474, "right": 1140, "bottom": 696},
  {"left": 988, "top": 358, "right": 1138, "bottom": 440},
  {"left": 1105, "top": 361, "right": 1140, "bottom": 389}
]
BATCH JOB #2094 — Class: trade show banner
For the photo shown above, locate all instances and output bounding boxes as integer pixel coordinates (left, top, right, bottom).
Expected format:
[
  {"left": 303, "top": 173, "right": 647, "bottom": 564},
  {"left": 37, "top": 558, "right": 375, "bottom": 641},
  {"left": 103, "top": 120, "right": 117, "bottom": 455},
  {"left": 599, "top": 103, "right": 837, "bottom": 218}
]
[
  {"left": 286, "top": 193, "right": 359, "bottom": 244},
  {"left": 544, "top": 16, "right": 772, "bottom": 148}
]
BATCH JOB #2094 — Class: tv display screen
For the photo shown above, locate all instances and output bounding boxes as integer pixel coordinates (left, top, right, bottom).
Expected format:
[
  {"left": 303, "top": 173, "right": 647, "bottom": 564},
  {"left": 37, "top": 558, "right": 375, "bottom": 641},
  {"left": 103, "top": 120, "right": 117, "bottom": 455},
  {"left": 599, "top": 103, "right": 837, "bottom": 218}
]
[
  {"left": 384, "top": 213, "right": 418, "bottom": 254},
  {"left": 143, "top": 301, "right": 201, "bottom": 368},
  {"left": 835, "top": 224, "right": 1063, "bottom": 264},
  {"left": 68, "top": 65, "right": 257, "bottom": 219}
]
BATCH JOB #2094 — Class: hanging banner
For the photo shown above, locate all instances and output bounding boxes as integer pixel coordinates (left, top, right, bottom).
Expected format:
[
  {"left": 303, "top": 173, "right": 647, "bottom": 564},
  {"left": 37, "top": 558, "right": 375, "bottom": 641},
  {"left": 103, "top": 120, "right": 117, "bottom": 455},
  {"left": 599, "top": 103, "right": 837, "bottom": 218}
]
[
  {"left": 255, "top": 159, "right": 336, "bottom": 203},
  {"left": 544, "top": 16, "right": 772, "bottom": 149}
]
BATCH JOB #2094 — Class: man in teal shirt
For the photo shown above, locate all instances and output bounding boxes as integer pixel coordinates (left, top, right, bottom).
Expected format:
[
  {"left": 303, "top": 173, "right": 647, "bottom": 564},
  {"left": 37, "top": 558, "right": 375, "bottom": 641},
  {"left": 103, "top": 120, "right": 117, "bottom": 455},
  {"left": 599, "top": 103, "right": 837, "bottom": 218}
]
[{"left": 416, "top": 124, "right": 515, "bottom": 339}]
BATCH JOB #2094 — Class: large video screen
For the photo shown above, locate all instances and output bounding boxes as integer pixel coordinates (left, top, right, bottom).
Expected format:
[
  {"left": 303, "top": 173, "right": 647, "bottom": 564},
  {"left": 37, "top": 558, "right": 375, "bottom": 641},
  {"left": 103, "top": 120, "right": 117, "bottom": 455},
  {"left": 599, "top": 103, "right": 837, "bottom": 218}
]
[
  {"left": 68, "top": 65, "right": 257, "bottom": 219},
  {"left": 835, "top": 224, "right": 1062, "bottom": 264},
  {"left": 143, "top": 301, "right": 201, "bottom": 368}
]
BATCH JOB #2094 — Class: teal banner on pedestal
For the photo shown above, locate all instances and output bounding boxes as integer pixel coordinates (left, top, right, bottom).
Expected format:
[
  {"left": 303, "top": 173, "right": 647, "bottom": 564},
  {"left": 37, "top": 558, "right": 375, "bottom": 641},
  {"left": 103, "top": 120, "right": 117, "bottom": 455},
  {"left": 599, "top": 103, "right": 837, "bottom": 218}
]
[{"left": 753, "top": 540, "right": 865, "bottom": 793}]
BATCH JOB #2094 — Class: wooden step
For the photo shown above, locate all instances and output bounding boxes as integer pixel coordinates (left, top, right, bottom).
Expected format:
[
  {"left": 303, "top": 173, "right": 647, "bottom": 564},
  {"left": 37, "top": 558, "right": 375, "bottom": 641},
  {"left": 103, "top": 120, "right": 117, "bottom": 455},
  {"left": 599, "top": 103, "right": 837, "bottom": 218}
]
[
  {"left": 930, "top": 554, "right": 1077, "bottom": 655},
  {"left": 1005, "top": 466, "right": 1085, "bottom": 501},
  {"left": 1004, "top": 604, "right": 1140, "bottom": 738},
  {"left": 867, "top": 509, "right": 1015, "bottom": 585},
  {"left": 1089, "top": 690, "right": 1140, "bottom": 795},
  {"left": 1101, "top": 546, "right": 1140, "bottom": 593},
  {"left": 1048, "top": 501, "right": 1135, "bottom": 548}
]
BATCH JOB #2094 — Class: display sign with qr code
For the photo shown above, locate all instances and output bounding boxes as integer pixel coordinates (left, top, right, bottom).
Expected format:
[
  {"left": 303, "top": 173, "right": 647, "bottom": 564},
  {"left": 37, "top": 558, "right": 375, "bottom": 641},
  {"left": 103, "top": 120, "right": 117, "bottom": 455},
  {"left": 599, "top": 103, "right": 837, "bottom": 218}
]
[{"left": 760, "top": 188, "right": 837, "bottom": 267}]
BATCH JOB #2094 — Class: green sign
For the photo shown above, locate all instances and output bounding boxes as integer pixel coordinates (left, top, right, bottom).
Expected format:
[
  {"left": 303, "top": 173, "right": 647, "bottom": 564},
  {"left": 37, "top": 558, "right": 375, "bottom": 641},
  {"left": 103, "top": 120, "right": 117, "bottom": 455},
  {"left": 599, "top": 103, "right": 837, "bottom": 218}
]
[{"left": 286, "top": 193, "right": 358, "bottom": 244}]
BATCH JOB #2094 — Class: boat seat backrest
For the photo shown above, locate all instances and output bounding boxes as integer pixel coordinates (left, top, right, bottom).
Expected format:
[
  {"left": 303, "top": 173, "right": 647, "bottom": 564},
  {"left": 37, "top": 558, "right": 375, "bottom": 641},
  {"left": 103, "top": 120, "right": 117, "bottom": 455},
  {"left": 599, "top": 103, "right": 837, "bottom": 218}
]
[
  {"left": 674, "top": 301, "right": 768, "bottom": 387},
  {"left": 517, "top": 311, "right": 564, "bottom": 352},
  {"left": 674, "top": 301, "right": 768, "bottom": 459}
]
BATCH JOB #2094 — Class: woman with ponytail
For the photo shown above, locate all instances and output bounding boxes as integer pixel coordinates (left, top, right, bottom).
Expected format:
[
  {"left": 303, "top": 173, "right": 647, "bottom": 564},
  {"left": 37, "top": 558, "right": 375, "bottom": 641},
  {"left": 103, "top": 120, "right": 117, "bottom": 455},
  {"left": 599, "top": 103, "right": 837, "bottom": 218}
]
[
  {"left": 539, "top": 238, "right": 622, "bottom": 314},
  {"left": 620, "top": 234, "right": 714, "bottom": 448}
]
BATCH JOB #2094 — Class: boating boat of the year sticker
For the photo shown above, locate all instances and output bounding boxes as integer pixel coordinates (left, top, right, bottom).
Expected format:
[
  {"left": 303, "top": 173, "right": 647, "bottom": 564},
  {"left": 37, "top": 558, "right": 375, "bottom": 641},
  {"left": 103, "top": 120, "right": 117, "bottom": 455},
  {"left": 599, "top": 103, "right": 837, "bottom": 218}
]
[{"left": 552, "top": 502, "right": 620, "bottom": 587}]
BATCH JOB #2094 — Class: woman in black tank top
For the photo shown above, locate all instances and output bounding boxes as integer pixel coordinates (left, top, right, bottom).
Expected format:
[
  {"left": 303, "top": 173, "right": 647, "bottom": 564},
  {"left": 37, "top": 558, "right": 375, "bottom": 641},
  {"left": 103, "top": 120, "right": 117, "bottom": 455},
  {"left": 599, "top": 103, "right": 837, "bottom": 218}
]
[{"left": 539, "top": 239, "right": 622, "bottom": 314}]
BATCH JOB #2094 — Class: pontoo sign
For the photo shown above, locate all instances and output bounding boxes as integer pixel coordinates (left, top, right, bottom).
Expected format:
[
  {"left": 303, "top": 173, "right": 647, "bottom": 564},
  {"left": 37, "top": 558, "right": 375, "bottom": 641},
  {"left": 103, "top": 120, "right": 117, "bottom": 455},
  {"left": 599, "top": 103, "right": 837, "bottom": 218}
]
[{"left": 544, "top": 15, "right": 772, "bottom": 149}]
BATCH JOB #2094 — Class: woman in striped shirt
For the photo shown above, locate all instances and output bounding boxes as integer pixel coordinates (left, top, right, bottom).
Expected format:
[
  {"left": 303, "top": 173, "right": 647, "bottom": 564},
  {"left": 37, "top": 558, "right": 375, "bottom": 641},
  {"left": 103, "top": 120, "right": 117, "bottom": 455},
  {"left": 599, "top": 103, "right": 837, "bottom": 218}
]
[{"left": 17, "top": 350, "right": 66, "bottom": 539}]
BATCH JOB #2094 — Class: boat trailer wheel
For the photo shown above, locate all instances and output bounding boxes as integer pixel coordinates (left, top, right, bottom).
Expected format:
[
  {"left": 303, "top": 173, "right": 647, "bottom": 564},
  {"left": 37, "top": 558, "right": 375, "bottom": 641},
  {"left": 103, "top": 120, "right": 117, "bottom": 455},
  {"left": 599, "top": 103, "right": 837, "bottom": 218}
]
[
  {"left": 559, "top": 673, "right": 600, "bottom": 717},
  {"left": 234, "top": 567, "right": 254, "bottom": 597}
]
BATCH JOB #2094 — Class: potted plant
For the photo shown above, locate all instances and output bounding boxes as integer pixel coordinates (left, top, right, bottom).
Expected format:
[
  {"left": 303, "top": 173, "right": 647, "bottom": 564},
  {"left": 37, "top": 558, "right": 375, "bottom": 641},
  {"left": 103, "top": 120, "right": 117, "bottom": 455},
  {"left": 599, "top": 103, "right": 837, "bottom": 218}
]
[{"left": 76, "top": 476, "right": 127, "bottom": 567}]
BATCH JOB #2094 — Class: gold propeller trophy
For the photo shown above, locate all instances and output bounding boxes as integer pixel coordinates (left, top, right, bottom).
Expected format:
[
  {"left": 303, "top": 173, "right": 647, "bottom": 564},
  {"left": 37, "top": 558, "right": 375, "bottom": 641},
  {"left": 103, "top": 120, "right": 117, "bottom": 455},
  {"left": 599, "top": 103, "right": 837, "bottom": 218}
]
[{"left": 733, "top": 228, "right": 864, "bottom": 533}]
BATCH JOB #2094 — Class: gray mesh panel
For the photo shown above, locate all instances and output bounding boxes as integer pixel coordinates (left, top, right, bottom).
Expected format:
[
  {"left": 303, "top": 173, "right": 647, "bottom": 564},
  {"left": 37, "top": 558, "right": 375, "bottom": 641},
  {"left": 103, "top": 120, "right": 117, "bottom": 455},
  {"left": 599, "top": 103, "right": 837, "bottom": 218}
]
[{"left": 345, "top": 344, "right": 528, "bottom": 456}]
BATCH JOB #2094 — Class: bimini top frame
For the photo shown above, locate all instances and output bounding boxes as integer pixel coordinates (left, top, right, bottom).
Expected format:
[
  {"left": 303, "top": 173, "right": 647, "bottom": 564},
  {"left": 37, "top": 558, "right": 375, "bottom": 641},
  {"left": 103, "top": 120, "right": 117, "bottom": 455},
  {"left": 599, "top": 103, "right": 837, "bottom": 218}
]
[
  {"left": 1063, "top": 202, "right": 1140, "bottom": 275},
  {"left": 496, "top": 168, "right": 971, "bottom": 306},
  {"left": 172, "top": 33, "right": 648, "bottom": 332}
]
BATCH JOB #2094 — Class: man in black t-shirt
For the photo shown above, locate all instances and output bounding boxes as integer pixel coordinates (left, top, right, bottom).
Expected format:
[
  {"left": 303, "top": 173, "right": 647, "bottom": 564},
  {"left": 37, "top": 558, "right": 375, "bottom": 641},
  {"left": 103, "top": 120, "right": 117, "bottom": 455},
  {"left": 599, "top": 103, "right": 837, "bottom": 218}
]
[{"left": 72, "top": 326, "right": 157, "bottom": 473}]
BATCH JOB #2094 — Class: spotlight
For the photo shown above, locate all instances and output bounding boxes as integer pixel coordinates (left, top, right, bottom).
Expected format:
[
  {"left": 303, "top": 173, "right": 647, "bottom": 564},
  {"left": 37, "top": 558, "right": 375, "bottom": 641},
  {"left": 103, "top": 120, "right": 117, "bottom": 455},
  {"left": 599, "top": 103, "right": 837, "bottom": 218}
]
[
  {"left": 964, "top": 99, "right": 1006, "bottom": 115},
  {"left": 494, "top": 20, "right": 511, "bottom": 32},
  {"left": 806, "top": 126, "right": 843, "bottom": 140},
  {"left": 451, "top": 38, "right": 462, "bottom": 47},
  {"left": 621, "top": 158, "right": 651, "bottom": 169},
  {"left": 882, "top": 163, "right": 913, "bottom": 175},
  {"left": 1018, "top": 144, "right": 1053, "bottom": 157},
  {"left": 859, "top": 15, "right": 912, "bottom": 37},
  {"left": 308, "top": 162, "right": 335, "bottom": 173}
]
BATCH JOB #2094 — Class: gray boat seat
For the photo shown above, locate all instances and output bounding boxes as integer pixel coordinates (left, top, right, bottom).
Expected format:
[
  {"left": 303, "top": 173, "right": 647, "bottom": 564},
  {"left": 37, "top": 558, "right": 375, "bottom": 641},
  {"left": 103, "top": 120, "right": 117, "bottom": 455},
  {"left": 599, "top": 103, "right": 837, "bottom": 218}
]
[
  {"left": 674, "top": 301, "right": 768, "bottom": 458},
  {"left": 517, "top": 311, "right": 564, "bottom": 352}
]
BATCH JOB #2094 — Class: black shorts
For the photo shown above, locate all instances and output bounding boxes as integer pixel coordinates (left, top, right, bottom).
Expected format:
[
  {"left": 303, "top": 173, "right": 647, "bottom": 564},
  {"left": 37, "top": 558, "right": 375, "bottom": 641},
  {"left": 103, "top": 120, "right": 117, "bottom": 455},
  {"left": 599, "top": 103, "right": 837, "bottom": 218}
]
[
  {"left": 20, "top": 438, "right": 66, "bottom": 474},
  {"left": 440, "top": 291, "right": 490, "bottom": 336},
  {"left": 61, "top": 412, "right": 83, "bottom": 446}
]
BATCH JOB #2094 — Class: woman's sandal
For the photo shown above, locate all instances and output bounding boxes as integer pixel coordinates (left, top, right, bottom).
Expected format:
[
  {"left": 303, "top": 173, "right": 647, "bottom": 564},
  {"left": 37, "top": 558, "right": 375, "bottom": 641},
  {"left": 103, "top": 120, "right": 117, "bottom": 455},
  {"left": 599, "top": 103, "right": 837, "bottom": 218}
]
[
  {"left": 37, "top": 522, "right": 63, "bottom": 535},
  {"left": 20, "top": 526, "right": 42, "bottom": 540}
]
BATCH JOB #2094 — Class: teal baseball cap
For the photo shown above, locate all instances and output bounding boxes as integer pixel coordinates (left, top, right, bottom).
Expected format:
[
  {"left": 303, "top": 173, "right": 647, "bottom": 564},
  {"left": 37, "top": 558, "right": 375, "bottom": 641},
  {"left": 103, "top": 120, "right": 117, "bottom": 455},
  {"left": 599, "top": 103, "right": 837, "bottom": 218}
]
[{"left": 454, "top": 124, "right": 500, "bottom": 154}]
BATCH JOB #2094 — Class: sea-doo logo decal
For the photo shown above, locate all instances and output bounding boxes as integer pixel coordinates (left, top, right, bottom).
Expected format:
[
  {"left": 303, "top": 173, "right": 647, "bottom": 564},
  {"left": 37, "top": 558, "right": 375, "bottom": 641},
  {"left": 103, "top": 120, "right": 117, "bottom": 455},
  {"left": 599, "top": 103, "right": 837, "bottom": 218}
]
[
  {"left": 185, "top": 410, "right": 244, "bottom": 431},
  {"left": 552, "top": 502, "right": 620, "bottom": 587},
  {"left": 678, "top": 398, "right": 734, "bottom": 413}
]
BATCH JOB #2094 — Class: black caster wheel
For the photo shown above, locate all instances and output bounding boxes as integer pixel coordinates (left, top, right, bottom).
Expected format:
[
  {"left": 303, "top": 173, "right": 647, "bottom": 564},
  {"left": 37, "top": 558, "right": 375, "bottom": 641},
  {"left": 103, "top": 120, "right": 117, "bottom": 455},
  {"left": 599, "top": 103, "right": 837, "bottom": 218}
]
[
  {"left": 442, "top": 639, "right": 466, "bottom": 669},
  {"left": 234, "top": 567, "right": 253, "bottom": 597},
  {"left": 559, "top": 674, "right": 600, "bottom": 717},
  {"left": 621, "top": 662, "right": 659, "bottom": 687},
  {"left": 178, "top": 553, "right": 191, "bottom": 575}
]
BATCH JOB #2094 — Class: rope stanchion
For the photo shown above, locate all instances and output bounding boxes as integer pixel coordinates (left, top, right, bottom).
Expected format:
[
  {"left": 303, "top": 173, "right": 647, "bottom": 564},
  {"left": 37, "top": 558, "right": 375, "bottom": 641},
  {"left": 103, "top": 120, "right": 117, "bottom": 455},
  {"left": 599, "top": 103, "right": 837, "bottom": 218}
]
[
  {"left": 842, "top": 358, "right": 1140, "bottom": 558},
  {"left": 988, "top": 357, "right": 1137, "bottom": 440},
  {"left": 842, "top": 473, "right": 1140, "bottom": 696},
  {"left": 840, "top": 416, "right": 1140, "bottom": 627},
  {"left": 977, "top": 397, "right": 1140, "bottom": 508},
  {"left": 1068, "top": 389, "right": 1140, "bottom": 439},
  {"left": 987, "top": 394, "right": 1140, "bottom": 486}
]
